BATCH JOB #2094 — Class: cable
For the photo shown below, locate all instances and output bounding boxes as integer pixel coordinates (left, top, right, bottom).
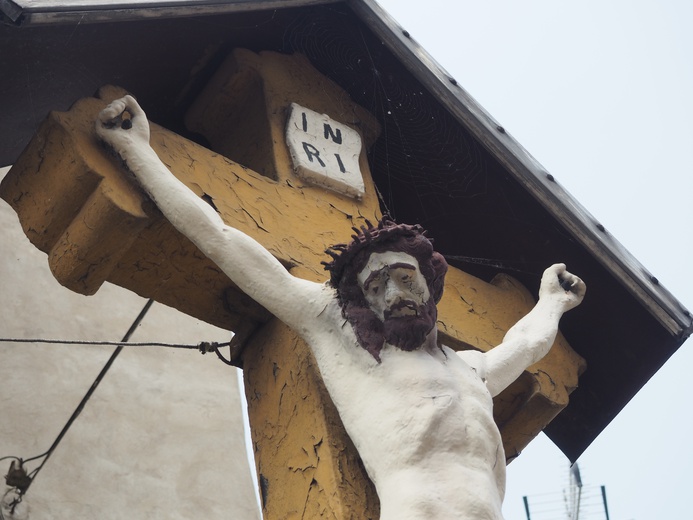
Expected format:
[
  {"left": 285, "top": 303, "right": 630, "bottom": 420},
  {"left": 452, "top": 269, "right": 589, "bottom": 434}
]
[
  {"left": 2, "top": 299, "right": 237, "bottom": 515},
  {"left": 19, "top": 299, "right": 155, "bottom": 495},
  {"left": 0, "top": 338, "right": 229, "bottom": 350}
]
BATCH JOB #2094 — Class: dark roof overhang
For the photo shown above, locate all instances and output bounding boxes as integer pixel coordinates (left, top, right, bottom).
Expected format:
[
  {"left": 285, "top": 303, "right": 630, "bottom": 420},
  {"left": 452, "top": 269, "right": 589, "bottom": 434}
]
[{"left": 2, "top": 0, "right": 690, "bottom": 461}]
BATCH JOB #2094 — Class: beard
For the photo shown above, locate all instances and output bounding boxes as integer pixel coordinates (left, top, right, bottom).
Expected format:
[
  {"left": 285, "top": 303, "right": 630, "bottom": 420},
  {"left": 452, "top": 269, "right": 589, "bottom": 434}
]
[{"left": 343, "top": 297, "right": 438, "bottom": 361}]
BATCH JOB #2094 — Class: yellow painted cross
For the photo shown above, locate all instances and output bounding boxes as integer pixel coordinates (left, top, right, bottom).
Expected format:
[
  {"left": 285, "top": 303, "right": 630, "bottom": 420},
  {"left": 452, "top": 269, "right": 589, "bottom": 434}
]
[{"left": 1, "top": 49, "right": 584, "bottom": 519}]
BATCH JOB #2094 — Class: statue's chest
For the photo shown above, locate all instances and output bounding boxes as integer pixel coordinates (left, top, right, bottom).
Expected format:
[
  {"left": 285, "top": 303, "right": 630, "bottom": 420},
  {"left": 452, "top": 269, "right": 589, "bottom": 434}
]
[
  {"left": 382, "top": 344, "right": 485, "bottom": 388},
  {"left": 336, "top": 347, "right": 495, "bottom": 450},
  {"left": 307, "top": 310, "right": 499, "bottom": 462}
]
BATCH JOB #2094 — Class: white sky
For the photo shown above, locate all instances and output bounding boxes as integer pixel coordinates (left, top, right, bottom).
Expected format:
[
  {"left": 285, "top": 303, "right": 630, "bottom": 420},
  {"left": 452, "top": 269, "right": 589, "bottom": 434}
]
[{"left": 375, "top": 1, "right": 693, "bottom": 519}]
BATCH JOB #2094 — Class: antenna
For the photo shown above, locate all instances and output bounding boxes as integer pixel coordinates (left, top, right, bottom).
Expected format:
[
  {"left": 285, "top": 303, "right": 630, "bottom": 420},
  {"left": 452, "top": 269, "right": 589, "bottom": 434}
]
[
  {"left": 522, "top": 464, "right": 610, "bottom": 520},
  {"left": 566, "top": 463, "right": 583, "bottom": 519}
]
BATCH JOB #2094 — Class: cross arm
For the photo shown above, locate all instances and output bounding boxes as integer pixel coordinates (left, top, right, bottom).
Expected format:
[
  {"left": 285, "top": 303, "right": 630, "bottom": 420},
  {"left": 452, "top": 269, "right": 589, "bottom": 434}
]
[
  {"left": 96, "top": 96, "right": 326, "bottom": 330},
  {"left": 458, "top": 264, "right": 585, "bottom": 398}
]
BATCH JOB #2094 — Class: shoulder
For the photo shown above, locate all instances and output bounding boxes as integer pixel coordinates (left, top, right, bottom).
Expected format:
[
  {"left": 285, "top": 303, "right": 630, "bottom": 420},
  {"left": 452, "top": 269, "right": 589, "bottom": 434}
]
[
  {"left": 290, "top": 282, "right": 341, "bottom": 330},
  {"left": 454, "top": 348, "right": 488, "bottom": 380}
]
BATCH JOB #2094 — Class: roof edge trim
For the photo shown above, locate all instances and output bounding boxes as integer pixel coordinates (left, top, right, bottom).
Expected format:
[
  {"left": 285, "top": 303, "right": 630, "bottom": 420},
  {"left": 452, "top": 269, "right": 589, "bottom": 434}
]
[
  {"left": 2, "top": 0, "right": 341, "bottom": 26},
  {"left": 0, "top": 0, "right": 23, "bottom": 23},
  {"left": 350, "top": 0, "right": 692, "bottom": 338}
]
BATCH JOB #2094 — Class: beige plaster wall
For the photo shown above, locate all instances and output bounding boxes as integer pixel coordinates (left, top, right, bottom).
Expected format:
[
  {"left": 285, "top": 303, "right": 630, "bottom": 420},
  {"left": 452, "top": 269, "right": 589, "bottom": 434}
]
[{"left": 0, "top": 167, "right": 260, "bottom": 519}]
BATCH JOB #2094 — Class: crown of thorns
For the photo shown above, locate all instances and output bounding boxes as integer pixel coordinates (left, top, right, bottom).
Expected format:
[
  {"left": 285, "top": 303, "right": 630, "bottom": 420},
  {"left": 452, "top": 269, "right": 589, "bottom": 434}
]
[{"left": 322, "top": 216, "right": 431, "bottom": 288}]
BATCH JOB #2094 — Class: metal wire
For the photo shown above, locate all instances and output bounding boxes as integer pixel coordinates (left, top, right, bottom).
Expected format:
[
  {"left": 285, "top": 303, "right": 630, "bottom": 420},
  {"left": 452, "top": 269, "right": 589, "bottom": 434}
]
[
  {"left": 1, "top": 298, "right": 236, "bottom": 515},
  {"left": 15, "top": 299, "right": 155, "bottom": 497},
  {"left": 0, "top": 338, "right": 227, "bottom": 350}
]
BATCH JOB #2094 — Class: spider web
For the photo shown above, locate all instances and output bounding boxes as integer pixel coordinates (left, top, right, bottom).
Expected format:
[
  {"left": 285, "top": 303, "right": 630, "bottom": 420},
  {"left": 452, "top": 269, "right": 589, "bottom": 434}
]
[
  {"left": 267, "top": 6, "right": 572, "bottom": 281},
  {"left": 280, "top": 7, "right": 491, "bottom": 220}
]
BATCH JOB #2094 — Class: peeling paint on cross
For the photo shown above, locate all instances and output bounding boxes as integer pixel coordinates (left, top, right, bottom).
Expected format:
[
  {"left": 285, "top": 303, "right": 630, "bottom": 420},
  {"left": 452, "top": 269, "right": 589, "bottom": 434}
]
[{"left": 0, "top": 49, "right": 585, "bottom": 520}]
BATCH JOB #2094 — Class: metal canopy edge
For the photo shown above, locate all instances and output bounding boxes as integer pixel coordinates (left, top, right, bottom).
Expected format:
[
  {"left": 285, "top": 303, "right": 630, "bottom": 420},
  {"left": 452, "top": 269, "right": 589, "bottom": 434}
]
[
  {"left": 349, "top": 0, "right": 692, "bottom": 339},
  {"left": 1, "top": 0, "right": 340, "bottom": 25}
]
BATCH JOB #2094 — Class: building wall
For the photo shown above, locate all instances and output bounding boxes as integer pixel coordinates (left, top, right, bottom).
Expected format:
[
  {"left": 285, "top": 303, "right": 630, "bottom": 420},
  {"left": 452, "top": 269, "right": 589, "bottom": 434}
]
[{"left": 0, "top": 167, "right": 261, "bottom": 519}]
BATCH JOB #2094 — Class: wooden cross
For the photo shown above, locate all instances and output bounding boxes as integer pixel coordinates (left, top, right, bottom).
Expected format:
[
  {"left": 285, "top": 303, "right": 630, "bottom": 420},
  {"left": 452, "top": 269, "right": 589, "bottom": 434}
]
[{"left": 1, "top": 48, "right": 584, "bottom": 519}]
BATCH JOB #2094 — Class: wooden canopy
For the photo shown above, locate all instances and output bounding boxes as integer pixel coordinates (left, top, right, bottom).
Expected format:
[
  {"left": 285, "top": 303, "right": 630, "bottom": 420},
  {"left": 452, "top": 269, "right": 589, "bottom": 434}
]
[{"left": 1, "top": 0, "right": 690, "bottom": 462}]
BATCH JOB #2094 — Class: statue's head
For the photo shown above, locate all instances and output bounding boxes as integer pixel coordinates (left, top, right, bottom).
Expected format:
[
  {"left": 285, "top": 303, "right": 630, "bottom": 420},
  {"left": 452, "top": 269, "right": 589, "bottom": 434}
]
[{"left": 323, "top": 217, "right": 448, "bottom": 361}]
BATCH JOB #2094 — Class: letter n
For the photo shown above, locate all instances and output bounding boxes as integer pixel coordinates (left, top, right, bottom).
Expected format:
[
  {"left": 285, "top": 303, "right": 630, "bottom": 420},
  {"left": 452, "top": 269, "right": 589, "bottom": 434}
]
[{"left": 323, "top": 124, "right": 342, "bottom": 144}]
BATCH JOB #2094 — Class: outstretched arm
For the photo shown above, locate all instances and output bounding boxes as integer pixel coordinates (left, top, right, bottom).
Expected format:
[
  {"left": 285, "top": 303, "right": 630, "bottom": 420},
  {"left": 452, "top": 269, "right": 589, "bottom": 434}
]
[
  {"left": 96, "top": 96, "right": 325, "bottom": 328},
  {"left": 457, "top": 263, "right": 585, "bottom": 397}
]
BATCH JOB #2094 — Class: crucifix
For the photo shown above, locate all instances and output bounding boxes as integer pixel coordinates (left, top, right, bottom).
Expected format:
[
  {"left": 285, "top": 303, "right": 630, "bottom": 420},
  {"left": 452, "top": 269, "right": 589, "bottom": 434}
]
[{"left": 1, "top": 49, "right": 586, "bottom": 519}]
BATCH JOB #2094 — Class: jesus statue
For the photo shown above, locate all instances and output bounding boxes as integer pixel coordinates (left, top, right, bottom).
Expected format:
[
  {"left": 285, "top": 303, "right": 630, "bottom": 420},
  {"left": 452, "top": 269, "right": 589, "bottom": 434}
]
[{"left": 97, "top": 95, "right": 585, "bottom": 520}]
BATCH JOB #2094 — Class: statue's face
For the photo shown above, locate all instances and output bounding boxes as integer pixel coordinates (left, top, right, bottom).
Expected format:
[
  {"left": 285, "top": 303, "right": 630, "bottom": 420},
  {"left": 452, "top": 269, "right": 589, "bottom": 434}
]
[{"left": 357, "top": 251, "right": 431, "bottom": 322}]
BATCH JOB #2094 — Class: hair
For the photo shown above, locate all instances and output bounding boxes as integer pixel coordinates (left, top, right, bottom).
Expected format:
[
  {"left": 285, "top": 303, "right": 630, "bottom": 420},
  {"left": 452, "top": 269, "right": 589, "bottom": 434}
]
[
  {"left": 322, "top": 217, "right": 447, "bottom": 361},
  {"left": 322, "top": 216, "right": 448, "bottom": 308}
]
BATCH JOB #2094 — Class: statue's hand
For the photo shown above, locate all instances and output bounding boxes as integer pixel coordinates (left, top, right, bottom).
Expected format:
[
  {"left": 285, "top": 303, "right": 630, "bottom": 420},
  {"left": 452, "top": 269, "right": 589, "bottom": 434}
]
[
  {"left": 96, "top": 95, "right": 151, "bottom": 159},
  {"left": 538, "top": 263, "right": 586, "bottom": 312}
]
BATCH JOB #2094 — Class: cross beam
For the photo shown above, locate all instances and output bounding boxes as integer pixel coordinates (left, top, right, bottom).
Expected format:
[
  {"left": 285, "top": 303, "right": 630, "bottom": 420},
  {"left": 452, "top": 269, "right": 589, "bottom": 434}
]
[{"left": 0, "top": 50, "right": 584, "bottom": 519}]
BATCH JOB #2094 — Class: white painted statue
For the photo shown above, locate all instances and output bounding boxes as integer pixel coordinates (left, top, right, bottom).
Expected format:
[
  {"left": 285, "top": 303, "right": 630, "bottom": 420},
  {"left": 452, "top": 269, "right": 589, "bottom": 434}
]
[{"left": 97, "top": 96, "right": 586, "bottom": 520}]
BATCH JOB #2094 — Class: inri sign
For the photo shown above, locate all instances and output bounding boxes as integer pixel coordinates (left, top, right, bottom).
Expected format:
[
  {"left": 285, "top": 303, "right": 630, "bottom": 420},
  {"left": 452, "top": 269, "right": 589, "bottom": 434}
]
[{"left": 285, "top": 103, "right": 365, "bottom": 199}]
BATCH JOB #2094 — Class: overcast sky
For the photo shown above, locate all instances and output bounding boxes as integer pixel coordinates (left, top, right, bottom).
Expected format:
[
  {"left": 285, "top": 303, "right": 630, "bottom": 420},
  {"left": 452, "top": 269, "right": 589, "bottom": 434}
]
[{"left": 376, "top": 1, "right": 693, "bottom": 519}]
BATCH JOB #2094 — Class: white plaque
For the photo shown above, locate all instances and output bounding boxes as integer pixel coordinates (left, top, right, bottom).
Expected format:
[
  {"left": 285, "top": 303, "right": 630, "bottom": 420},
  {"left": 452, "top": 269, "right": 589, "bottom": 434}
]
[{"left": 285, "top": 103, "right": 365, "bottom": 199}]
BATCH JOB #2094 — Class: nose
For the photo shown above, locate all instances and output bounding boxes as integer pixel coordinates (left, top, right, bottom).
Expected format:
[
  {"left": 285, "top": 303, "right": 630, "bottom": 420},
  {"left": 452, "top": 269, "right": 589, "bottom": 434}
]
[{"left": 384, "top": 279, "right": 403, "bottom": 306}]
